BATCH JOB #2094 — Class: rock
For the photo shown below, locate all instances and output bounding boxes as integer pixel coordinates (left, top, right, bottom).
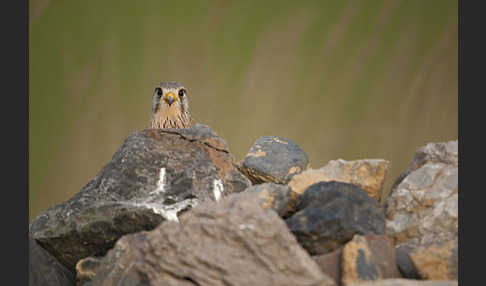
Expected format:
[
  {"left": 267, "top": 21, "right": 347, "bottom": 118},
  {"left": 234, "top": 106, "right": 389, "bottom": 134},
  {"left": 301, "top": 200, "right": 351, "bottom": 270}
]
[
  {"left": 286, "top": 181, "right": 385, "bottom": 255},
  {"left": 408, "top": 239, "right": 458, "bottom": 280},
  {"left": 390, "top": 141, "right": 458, "bottom": 190},
  {"left": 288, "top": 159, "right": 389, "bottom": 212},
  {"left": 231, "top": 182, "right": 291, "bottom": 216},
  {"left": 341, "top": 234, "right": 401, "bottom": 286},
  {"left": 29, "top": 235, "right": 75, "bottom": 286},
  {"left": 312, "top": 247, "right": 343, "bottom": 285},
  {"left": 76, "top": 257, "right": 103, "bottom": 286},
  {"left": 347, "top": 279, "right": 458, "bottom": 286},
  {"left": 29, "top": 124, "right": 251, "bottom": 271},
  {"left": 91, "top": 195, "right": 336, "bottom": 286},
  {"left": 395, "top": 245, "right": 419, "bottom": 279},
  {"left": 240, "top": 136, "right": 309, "bottom": 184},
  {"left": 363, "top": 234, "right": 401, "bottom": 279},
  {"left": 385, "top": 140, "right": 458, "bottom": 247}
]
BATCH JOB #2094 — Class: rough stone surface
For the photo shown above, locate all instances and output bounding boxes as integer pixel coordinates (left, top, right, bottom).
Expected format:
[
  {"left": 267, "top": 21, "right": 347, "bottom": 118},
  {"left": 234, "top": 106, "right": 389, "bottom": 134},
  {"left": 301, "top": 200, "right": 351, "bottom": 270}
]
[
  {"left": 76, "top": 256, "right": 103, "bottom": 286},
  {"left": 29, "top": 235, "right": 76, "bottom": 286},
  {"left": 395, "top": 245, "right": 419, "bottom": 279},
  {"left": 385, "top": 140, "right": 458, "bottom": 247},
  {"left": 341, "top": 234, "right": 401, "bottom": 286},
  {"left": 288, "top": 159, "right": 389, "bottom": 209},
  {"left": 240, "top": 136, "right": 310, "bottom": 184},
  {"left": 29, "top": 124, "right": 251, "bottom": 270},
  {"left": 409, "top": 239, "right": 458, "bottom": 280},
  {"left": 286, "top": 181, "right": 385, "bottom": 255},
  {"left": 363, "top": 234, "right": 401, "bottom": 279},
  {"left": 347, "top": 279, "right": 458, "bottom": 286},
  {"left": 312, "top": 247, "right": 343, "bottom": 286},
  {"left": 390, "top": 140, "right": 458, "bottom": 191},
  {"left": 231, "top": 182, "right": 291, "bottom": 216},
  {"left": 91, "top": 195, "right": 335, "bottom": 286}
]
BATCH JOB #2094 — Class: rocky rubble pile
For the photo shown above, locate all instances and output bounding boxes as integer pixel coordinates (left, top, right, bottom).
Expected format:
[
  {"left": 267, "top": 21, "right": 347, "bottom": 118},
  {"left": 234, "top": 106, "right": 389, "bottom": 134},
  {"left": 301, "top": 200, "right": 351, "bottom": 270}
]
[{"left": 29, "top": 125, "right": 458, "bottom": 286}]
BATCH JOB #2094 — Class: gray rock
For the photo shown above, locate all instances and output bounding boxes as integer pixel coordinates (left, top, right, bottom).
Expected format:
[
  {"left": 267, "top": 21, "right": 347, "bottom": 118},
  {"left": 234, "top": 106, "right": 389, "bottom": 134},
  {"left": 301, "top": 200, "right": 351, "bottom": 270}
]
[
  {"left": 286, "top": 181, "right": 385, "bottom": 255},
  {"left": 231, "top": 182, "right": 291, "bottom": 216},
  {"left": 91, "top": 195, "right": 335, "bottom": 286},
  {"left": 395, "top": 245, "right": 419, "bottom": 279},
  {"left": 287, "top": 159, "right": 390, "bottom": 215},
  {"left": 29, "top": 235, "right": 75, "bottom": 286},
  {"left": 385, "top": 140, "right": 458, "bottom": 247},
  {"left": 391, "top": 140, "right": 458, "bottom": 190},
  {"left": 29, "top": 124, "right": 251, "bottom": 271},
  {"left": 240, "top": 136, "right": 309, "bottom": 184}
]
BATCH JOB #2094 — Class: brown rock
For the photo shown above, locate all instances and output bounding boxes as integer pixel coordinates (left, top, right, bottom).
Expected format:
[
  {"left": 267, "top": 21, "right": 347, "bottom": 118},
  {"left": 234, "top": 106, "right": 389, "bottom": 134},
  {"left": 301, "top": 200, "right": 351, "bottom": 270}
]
[
  {"left": 288, "top": 159, "right": 389, "bottom": 212},
  {"left": 385, "top": 140, "right": 457, "bottom": 247},
  {"left": 312, "top": 247, "right": 343, "bottom": 286},
  {"left": 390, "top": 141, "right": 458, "bottom": 192},
  {"left": 231, "top": 182, "right": 291, "bottom": 216},
  {"left": 408, "top": 239, "right": 458, "bottom": 280},
  {"left": 92, "top": 195, "right": 335, "bottom": 286},
  {"left": 341, "top": 234, "right": 400, "bottom": 286},
  {"left": 347, "top": 279, "right": 458, "bottom": 286},
  {"left": 342, "top": 235, "right": 380, "bottom": 286}
]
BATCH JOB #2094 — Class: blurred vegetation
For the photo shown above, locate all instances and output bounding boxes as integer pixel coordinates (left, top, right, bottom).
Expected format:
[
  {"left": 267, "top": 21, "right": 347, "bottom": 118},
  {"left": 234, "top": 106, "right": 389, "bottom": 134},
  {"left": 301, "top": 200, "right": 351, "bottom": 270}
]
[{"left": 29, "top": 0, "right": 457, "bottom": 221}]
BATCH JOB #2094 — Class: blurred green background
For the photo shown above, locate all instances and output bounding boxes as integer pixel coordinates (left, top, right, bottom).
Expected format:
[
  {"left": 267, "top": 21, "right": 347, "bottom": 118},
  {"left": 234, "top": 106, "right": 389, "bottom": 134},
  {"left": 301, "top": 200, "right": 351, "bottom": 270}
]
[{"left": 29, "top": 0, "right": 457, "bottom": 221}]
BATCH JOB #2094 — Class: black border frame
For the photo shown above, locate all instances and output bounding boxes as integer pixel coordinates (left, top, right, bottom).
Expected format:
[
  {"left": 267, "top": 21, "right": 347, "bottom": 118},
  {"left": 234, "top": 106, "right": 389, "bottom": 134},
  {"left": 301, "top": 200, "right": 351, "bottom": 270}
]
[
  {"left": 5, "top": 0, "right": 28, "bottom": 284},
  {"left": 459, "top": 0, "right": 482, "bottom": 285}
]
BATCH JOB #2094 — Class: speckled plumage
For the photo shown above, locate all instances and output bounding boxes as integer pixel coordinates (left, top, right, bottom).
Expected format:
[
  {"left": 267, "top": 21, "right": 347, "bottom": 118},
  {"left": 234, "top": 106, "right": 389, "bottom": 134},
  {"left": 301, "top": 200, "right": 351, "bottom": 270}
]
[{"left": 150, "top": 81, "right": 195, "bottom": 129}]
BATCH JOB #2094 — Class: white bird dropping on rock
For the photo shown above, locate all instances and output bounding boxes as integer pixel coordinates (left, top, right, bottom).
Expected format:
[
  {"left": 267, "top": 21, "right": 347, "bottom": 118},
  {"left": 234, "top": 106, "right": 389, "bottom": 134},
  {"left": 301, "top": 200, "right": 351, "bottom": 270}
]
[{"left": 213, "top": 179, "right": 224, "bottom": 201}]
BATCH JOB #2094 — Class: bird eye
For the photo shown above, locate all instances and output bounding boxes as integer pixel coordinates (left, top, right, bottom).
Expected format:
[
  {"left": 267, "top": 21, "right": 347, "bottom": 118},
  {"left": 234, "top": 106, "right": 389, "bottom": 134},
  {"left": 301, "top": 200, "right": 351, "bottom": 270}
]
[
  {"left": 155, "top": 87, "right": 162, "bottom": 96},
  {"left": 178, "top": 89, "right": 185, "bottom": 97}
]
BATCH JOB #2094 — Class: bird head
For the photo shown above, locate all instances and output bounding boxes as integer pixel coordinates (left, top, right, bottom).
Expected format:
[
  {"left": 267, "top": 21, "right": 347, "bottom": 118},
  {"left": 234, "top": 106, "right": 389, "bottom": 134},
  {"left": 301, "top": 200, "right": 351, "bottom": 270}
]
[{"left": 151, "top": 81, "right": 193, "bottom": 129}]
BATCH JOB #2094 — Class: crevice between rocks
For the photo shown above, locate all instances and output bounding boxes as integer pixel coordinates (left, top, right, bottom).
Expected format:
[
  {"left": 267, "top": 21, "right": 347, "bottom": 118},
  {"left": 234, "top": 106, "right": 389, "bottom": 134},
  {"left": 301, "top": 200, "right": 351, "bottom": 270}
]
[{"left": 156, "top": 129, "right": 230, "bottom": 154}]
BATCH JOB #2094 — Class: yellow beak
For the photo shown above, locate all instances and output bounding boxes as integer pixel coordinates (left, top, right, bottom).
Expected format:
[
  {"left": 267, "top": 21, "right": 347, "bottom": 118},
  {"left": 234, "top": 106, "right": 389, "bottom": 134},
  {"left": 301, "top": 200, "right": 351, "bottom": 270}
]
[{"left": 163, "top": 92, "right": 177, "bottom": 105}]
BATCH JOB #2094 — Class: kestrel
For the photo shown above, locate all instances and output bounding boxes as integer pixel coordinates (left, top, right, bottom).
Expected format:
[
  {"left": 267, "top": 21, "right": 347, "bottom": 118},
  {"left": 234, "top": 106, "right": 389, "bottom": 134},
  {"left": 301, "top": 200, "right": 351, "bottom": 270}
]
[{"left": 150, "top": 81, "right": 195, "bottom": 129}]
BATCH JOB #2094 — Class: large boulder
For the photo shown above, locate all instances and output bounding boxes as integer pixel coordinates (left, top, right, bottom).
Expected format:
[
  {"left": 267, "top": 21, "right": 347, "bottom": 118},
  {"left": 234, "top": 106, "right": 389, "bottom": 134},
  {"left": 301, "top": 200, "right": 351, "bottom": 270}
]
[
  {"left": 29, "top": 124, "right": 251, "bottom": 270},
  {"left": 29, "top": 235, "right": 76, "bottom": 286},
  {"left": 286, "top": 181, "right": 385, "bottom": 255},
  {"left": 240, "top": 136, "right": 310, "bottom": 184},
  {"left": 91, "top": 195, "right": 335, "bottom": 286},
  {"left": 385, "top": 140, "right": 458, "bottom": 247}
]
